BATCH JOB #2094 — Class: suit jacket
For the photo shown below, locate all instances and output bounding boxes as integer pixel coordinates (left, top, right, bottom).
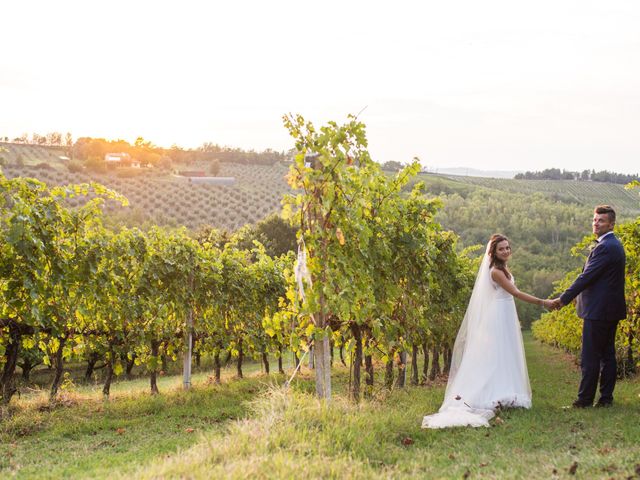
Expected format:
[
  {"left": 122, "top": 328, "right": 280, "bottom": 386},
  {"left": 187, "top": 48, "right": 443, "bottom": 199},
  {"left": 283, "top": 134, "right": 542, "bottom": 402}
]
[{"left": 559, "top": 233, "right": 626, "bottom": 322}]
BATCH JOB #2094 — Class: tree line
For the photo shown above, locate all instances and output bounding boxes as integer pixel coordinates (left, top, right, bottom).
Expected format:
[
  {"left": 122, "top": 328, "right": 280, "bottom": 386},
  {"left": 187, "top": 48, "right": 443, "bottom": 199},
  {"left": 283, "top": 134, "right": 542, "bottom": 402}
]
[
  {"left": 73, "top": 137, "right": 286, "bottom": 171},
  {"left": 515, "top": 168, "right": 639, "bottom": 185},
  {"left": 2, "top": 132, "right": 72, "bottom": 147},
  {"left": 2, "top": 133, "right": 286, "bottom": 169}
]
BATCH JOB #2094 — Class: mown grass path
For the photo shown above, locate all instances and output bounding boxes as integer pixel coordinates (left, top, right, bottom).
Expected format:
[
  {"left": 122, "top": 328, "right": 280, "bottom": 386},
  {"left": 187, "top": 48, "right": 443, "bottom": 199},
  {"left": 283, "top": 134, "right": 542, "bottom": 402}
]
[{"left": 2, "top": 334, "right": 639, "bottom": 479}]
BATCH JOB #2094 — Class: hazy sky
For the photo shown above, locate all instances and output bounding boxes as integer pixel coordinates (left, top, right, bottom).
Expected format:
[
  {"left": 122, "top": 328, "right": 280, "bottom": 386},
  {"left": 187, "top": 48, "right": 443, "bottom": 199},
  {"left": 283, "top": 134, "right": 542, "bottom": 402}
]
[{"left": 1, "top": 1, "right": 639, "bottom": 174}]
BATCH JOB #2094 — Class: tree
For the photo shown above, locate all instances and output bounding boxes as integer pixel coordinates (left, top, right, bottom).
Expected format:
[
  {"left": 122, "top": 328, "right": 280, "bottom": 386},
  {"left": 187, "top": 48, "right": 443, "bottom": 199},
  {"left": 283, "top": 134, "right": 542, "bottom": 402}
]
[
  {"left": 230, "top": 214, "right": 296, "bottom": 258},
  {"left": 283, "top": 114, "right": 381, "bottom": 399},
  {"left": 381, "top": 160, "right": 404, "bottom": 172},
  {"left": 46, "top": 132, "right": 63, "bottom": 146},
  {"left": 281, "top": 114, "right": 437, "bottom": 400},
  {"left": 209, "top": 159, "right": 220, "bottom": 176}
]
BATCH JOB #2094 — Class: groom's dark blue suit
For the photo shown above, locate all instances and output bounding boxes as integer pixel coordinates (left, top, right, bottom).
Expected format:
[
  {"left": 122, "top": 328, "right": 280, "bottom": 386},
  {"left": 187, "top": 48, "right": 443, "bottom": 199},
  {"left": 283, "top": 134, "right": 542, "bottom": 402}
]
[{"left": 559, "top": 232, "right": 626, "bottom": 405}]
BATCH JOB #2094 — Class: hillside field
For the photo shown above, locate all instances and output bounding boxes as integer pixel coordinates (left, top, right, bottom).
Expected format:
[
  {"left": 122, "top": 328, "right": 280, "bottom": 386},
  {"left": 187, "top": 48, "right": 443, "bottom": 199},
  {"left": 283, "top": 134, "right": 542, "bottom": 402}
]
[
  {"left": 2, "top": 142, "right": 638, "bottom": 233},
  {"left": 0, "top": 162, "right": 290, "bottom": 232}
]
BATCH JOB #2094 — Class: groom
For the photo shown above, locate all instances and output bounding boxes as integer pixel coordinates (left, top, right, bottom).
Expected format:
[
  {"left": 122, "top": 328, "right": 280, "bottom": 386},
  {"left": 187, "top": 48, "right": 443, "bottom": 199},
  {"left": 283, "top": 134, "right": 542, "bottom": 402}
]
[{"left": 551, "top": 205, "right": 626, "bottom": 408}]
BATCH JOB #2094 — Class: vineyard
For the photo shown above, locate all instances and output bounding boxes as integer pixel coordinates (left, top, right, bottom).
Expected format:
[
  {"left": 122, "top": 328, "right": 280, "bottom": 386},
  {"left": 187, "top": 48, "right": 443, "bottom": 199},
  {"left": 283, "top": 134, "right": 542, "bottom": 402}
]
[
  {"left": 3, "top": 142, "right": 640, "bottom": 238},
  {"left": 3, "top": 117, "right": 637, "bottom": 406},
  {"left": 1, "top": 126, "right": 640, "bottom": 478},
  {"left": 0, "top": 162, "right": 290, "bottom": 231},
  {"left": 442, "top": 174, "right": 640, "bottom": 216},
  {"left": 0, "top": 117, "right": 481, "bottom": 409},
  {"left": 0, "top": 142, "right": 69, "bottom": 166}
]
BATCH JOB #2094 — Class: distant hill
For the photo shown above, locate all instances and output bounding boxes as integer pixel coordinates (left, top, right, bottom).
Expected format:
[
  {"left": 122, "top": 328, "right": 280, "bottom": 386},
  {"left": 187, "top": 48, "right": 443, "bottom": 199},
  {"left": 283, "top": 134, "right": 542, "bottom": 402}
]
[
  {"left": 438, "top": 174, "right": 640, "bottom": 217},
  {"left": 0, "top": 141, "right": 69, "bottom": 166},
  {"left": 2, "top": 143, "right": 639, "bottom": 232},
  {"left": 426, "top": 167, "right": 521, "bottom": 179},
  {"left": 403, "top": 172, "right": 639, "bottom": 217}
]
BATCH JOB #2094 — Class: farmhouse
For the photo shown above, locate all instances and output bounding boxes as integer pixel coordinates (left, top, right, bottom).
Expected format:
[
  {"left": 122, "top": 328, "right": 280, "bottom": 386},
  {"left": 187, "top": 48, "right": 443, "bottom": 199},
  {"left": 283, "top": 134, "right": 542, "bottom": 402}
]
[
  {"left": 104, "top": 152, "right": 140, "bottom": 168},
  {"left": 104, "top": 152, "right": 131, "bottom": 163}
]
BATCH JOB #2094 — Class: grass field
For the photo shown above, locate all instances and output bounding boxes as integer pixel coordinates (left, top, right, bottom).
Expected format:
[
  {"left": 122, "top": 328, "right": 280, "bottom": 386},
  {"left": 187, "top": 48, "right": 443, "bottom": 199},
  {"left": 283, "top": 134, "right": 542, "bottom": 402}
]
[{"left": 2, "top": 334, "right": 639, "bottom": 479}]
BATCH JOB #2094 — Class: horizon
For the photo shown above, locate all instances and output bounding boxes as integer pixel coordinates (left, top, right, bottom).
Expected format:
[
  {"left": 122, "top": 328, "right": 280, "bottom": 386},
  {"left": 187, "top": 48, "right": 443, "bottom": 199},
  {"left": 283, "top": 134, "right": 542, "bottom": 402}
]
[{"left": 1, "top": 1, "right": 639, "bottom": 175}]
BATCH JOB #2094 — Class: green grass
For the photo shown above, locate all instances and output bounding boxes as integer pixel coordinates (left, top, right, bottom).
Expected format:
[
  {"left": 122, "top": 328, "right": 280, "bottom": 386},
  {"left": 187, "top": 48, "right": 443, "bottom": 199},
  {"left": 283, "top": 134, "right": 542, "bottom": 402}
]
[
  {"left": 2, "top": 334, "right": 639, "bottom": 479},
  {"left": 0, "top": 365, "right": 280, "bottom": 478}
]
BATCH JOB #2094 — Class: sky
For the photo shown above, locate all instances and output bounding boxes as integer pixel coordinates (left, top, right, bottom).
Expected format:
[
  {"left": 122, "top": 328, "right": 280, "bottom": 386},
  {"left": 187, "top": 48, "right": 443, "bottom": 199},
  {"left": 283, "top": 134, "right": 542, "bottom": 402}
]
[{"left": 1, "top": 0, "right": 639, "bottom": 174}]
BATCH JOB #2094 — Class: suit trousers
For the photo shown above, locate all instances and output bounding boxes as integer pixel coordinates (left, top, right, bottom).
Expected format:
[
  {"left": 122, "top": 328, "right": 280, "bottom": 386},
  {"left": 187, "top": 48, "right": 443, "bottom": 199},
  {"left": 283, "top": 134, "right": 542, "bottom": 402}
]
[{"left": 578, "top": 319, "right": 619, "bottom": 404}]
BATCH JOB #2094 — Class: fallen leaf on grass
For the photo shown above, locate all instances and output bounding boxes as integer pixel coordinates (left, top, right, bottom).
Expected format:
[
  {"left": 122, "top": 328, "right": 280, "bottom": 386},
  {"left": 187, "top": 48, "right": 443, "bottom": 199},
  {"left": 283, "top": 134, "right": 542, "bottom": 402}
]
[
  {"left": 462, "top": 468, "right": 470, "bottom": 479},
  {"left": 568, "top": 461, "right": 578, "bottom": 475},
  {"left": 448, "top": 453, "right": 456, "bottom": 460},
  {"left": 185, "top": 428, "right": 195, "bottom": 433},
  {"left": 479, "top": 463, "right": 488, "bottom": 467},
  {"left": 116, "top": 428, "right": 126, "bottom": 435},
  {"left": 494, "top": 417, "right": 504, "bottom": 425},
  {"left": 600, "top": 464, "right": 617, "bottom": 474}
]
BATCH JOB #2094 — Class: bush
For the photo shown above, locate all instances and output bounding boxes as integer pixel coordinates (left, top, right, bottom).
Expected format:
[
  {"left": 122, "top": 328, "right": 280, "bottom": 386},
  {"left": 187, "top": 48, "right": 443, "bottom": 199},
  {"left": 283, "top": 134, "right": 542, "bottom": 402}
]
[
  {"left": 209, "top": 159, "right": 220, "bottom": 176},
  {"left": 157, "top": 155, "right": 173, "bottom": 171},
  {"left": 35, "top": 162, "right": 55, "bottom": 170},
  {"left": 66, "top": 161, "right": 84, "bottom": 173},
  {"left": 85, "top": 157, "right": 107, "bottom": 173}
]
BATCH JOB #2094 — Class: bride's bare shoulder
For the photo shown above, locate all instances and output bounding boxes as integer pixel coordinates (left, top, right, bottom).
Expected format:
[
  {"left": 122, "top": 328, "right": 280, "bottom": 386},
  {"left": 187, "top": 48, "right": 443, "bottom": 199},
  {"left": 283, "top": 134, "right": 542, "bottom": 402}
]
[{"left": 490, "top": 267, "right": 505, "bottom": 281}]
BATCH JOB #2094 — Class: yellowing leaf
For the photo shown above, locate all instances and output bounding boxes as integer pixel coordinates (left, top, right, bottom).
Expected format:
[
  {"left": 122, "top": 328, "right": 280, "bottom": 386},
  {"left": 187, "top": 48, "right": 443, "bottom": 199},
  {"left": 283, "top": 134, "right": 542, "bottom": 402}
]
[{"left": 305, "top": 323, "right": 316, "bottom": 338}]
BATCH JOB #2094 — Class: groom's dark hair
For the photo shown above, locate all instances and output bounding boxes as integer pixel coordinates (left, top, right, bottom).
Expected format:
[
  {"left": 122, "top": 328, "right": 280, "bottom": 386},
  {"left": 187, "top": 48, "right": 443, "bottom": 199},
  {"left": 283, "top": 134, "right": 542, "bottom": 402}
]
[{"left": 595, "top": 205, "right": 616, "bottom": 224}]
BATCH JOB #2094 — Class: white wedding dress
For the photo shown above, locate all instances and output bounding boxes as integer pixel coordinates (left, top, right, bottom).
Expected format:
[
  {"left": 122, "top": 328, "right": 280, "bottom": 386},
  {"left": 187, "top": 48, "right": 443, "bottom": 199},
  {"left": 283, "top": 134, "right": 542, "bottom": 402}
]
[{"left": 422, "top": 246, "right": 531, "bottom": 429}]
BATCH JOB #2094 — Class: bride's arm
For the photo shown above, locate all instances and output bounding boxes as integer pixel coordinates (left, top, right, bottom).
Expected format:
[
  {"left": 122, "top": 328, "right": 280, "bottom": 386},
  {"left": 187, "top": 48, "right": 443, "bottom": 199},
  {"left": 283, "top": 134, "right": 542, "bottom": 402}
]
[{"left": 490, "top": 269, "right": 547, "bottom": 307}]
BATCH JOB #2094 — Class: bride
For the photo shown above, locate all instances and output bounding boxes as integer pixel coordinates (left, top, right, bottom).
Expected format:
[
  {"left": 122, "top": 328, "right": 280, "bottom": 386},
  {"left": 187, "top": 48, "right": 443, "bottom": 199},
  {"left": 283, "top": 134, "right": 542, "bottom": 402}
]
[{"left": 422, "top": 234, "right": 551, "bottom": 428}]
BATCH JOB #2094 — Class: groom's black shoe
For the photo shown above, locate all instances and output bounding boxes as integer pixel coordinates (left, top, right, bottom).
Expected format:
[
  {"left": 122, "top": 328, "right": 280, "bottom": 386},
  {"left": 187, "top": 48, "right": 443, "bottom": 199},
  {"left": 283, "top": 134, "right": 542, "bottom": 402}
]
[
  {"left": 595, "top": 400, "right": 612, "bottom": 408},
  {"left": 571, "top": 400, "right": 593, "bottom": 409}
]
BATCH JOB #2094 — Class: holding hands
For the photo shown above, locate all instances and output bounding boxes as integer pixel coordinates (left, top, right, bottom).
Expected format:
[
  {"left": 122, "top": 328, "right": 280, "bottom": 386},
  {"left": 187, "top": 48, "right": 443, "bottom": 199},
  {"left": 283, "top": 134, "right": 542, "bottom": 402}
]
[{"left": 541, "top": 298, "right": 563, "bottom": 311}]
